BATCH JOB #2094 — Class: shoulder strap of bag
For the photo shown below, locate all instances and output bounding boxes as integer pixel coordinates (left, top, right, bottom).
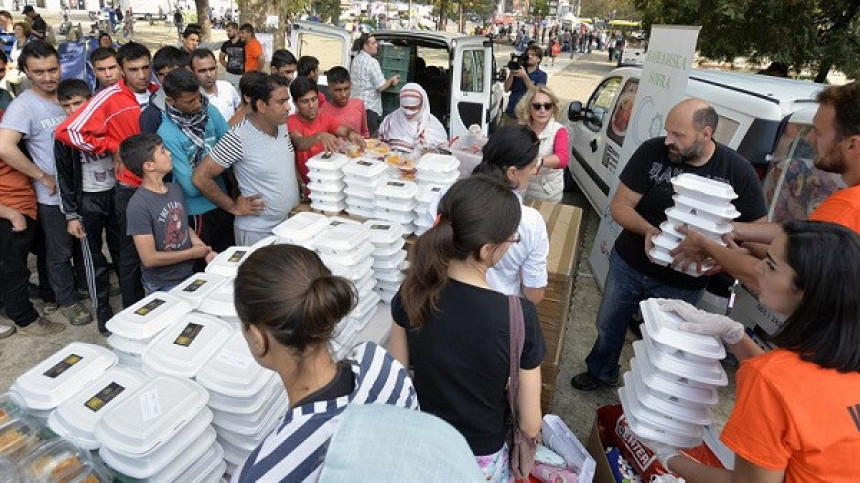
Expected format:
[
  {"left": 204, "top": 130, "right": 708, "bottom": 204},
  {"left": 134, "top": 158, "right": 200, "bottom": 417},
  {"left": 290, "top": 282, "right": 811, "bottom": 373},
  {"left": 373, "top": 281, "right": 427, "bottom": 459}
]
[{"left": 507, "top": 295, "right": 526, "bottom": 414}]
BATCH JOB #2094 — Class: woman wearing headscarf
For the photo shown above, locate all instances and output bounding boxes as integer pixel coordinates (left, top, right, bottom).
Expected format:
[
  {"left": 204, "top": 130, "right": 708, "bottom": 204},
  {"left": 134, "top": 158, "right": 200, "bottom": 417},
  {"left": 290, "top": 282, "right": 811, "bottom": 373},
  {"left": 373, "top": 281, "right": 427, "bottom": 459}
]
[{"left": 378, "top": 83, "right": 448, "bottom": 151}]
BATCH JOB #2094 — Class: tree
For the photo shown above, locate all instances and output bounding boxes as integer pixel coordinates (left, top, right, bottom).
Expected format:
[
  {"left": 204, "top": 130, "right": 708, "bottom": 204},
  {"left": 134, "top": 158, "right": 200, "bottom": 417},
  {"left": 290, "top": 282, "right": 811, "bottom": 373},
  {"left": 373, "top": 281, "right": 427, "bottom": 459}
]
[
  {"left": 581, "top": 0, "right": 639, "bottom": 21},
  {"left": 237, "top": 0, "right": 312, "bottom": 50},
  {"left": 316, "top": 0, "right": 341, "bottom": 24},
  {"left": 195, "top": 0, "right": 211, "bottom": 42},
  {"left": 635, "top": 0, "right": 860, "bottom": 82},
  {"left": 531, "top": 0, "right": 550, "bottom": 19}
]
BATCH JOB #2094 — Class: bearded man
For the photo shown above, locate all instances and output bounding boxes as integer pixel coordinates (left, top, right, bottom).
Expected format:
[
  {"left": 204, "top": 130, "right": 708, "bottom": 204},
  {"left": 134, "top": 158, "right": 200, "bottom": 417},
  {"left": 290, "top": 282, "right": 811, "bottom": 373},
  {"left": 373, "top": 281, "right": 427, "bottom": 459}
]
[{"left": 570, "top": 98, "right": 768, "bottom": 391}]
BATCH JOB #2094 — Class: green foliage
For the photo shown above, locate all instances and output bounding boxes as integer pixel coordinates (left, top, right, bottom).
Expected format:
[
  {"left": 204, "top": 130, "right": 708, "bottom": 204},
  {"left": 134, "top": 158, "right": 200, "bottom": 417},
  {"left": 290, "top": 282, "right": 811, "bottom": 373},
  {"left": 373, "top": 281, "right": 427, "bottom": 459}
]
[
  {"left": 531, "top": 0, "right": 550, "bottom": 18},
  {"left": 316, "top": 0, "right": 341, "bottom": 24},
  {"left": 581, "top": 0, "right": 639, "bottom": 20},
  {"left": 635, "top": 0, "right": 860, "bottom": 81}
]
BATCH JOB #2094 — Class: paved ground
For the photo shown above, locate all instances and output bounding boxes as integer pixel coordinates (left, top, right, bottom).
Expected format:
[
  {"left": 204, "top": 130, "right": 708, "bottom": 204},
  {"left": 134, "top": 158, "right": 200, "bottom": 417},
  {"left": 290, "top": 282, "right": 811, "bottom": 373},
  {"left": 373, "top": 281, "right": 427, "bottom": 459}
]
[{"left": 0, "top": 22, "right": 739, "bottom": 447}]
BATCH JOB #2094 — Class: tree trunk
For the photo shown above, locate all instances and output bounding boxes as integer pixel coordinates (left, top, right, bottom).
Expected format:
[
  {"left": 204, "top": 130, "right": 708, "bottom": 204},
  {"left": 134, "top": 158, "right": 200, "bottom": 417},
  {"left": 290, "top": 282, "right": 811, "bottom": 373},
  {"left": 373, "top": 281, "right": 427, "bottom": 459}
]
[
  {"left": 458, "top": 2, "right": 465, "bottom": 33},
  {"left": 195, "top": 0, "right": 211, "bottom": 42},
  {"left": 438, "top": 0, "right": 448, "bottom": 32},
  {"left": 814, "top": 61, "right": 831, "bottom": 84}
]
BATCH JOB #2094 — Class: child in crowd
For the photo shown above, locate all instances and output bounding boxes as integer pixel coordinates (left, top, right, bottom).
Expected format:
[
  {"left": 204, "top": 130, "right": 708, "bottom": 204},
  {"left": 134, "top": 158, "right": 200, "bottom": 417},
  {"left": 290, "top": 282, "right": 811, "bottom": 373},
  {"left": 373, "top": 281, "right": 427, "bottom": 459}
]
[
  {"left": 55, "top": 79, "right": 120, "bottom": 335},
  {"left": 121, "top": 133, "right": 216, "bottom": 293}
]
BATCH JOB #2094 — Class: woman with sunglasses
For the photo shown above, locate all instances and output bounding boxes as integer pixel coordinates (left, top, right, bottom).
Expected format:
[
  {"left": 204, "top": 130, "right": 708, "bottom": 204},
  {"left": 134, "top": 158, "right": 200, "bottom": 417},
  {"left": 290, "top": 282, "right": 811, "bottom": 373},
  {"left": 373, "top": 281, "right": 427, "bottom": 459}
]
[
  {"left": 390, "top": 175, "right": 546, "bottom": 482},
  {"left": 516, "top": 85, "right": 569, "bottom": 202},
  {"left": 648, "top": 221, "right": 860, "bottom": 482}
]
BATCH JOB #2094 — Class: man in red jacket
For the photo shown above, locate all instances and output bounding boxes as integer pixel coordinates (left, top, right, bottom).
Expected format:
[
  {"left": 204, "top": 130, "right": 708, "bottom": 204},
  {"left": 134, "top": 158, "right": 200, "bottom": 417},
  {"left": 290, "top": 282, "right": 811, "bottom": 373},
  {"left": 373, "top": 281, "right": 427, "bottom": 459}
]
[{"left": 55, "top": 42, "right": 157, "bottom": 308}]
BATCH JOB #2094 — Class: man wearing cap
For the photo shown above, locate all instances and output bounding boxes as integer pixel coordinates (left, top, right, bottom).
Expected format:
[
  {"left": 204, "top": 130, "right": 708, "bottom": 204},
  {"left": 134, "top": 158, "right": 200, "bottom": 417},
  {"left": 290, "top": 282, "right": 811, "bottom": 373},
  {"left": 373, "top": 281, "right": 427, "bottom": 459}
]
[{"left": 22, "top": 6, "right": 46, "bottom": 41}]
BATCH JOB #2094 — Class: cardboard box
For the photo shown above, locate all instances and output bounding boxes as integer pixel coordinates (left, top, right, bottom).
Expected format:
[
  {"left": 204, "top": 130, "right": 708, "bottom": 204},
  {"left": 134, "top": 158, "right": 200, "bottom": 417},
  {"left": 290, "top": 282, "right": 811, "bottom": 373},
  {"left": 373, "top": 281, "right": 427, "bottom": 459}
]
[{"left": 525, "top": 200, "right": 584, "bottom": 412}]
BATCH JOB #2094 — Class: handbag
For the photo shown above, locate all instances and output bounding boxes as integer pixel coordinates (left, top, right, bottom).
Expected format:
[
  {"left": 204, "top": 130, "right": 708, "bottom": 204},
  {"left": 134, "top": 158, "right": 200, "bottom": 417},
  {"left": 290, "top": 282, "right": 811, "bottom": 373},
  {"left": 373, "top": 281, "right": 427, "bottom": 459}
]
[{"left": 506, "top": 295, "right": 538, "bottom": 479}]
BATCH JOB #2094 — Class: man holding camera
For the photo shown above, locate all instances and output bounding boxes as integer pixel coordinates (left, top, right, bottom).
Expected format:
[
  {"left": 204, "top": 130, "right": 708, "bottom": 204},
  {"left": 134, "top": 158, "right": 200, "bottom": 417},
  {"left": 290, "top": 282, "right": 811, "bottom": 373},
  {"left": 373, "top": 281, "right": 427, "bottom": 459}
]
[{"left": 504, "top": 44, "right": 547, "bottom": 125}]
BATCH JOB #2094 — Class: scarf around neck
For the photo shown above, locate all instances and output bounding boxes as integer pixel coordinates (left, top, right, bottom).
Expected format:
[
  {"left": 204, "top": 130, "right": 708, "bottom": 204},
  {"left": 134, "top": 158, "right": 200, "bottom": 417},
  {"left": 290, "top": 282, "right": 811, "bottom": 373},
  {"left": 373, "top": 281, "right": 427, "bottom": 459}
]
[{"left": 165, "top": 95, "right": 210, "bottom": 167}]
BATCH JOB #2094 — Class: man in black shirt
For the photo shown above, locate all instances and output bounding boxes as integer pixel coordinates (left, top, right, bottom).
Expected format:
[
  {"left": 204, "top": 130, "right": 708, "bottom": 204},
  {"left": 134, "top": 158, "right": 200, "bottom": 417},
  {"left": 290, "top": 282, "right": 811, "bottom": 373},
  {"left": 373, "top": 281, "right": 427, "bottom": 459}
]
[
  {"left": 22, "top": 6, "right": 46, "bottom": 41},
  {"left": 571, "top": 98, "right": 767, "bottom": 391},
  {"left": 219, "top": 22, "right": 244, "bottom": 88}
]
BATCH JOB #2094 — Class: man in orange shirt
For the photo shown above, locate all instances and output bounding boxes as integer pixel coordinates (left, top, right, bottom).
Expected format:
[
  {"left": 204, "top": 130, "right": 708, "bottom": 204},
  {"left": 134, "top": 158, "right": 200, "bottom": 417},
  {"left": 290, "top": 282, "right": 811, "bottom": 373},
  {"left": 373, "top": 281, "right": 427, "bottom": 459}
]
[
  {"left": 671, "top": 82, "right": 860, "bottom": 291},
  {"left": 239, "top": 24, "right": 265, "bottom": 73}
]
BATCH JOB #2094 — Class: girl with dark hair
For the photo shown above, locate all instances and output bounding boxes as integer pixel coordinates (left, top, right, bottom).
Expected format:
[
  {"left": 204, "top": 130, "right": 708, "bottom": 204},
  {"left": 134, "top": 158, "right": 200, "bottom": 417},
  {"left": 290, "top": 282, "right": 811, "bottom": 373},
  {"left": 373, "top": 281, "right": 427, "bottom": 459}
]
[
  {"left": 233, "top": 244, "right": 418, "bottom": 482},
  {"left": 650, "top": 220, "right": 860, "bottom": 482},
  {"left": 472, "top": 125, "right": 549, "bottom": 304},
  {"left": 390, "top": 175, "right": 546, "bottom": 482}
]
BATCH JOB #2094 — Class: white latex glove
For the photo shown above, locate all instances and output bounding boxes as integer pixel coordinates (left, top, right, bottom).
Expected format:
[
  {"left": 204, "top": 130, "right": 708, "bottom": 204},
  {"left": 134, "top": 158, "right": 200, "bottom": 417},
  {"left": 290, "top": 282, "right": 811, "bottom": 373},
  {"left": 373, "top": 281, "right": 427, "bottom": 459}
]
[
  {"left": 659, "top": 299, "right": 745, "bottom": 345},
  {"left": 641, "top": 438, "right": 680, "bottom": 469}
]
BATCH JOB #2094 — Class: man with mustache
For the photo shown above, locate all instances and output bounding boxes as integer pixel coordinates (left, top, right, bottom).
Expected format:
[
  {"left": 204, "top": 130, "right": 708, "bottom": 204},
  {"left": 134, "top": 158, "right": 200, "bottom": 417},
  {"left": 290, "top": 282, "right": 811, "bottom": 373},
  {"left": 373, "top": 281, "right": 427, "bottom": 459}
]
[{"left": 571, "top": 98, "right": 768, "bottom": 391}]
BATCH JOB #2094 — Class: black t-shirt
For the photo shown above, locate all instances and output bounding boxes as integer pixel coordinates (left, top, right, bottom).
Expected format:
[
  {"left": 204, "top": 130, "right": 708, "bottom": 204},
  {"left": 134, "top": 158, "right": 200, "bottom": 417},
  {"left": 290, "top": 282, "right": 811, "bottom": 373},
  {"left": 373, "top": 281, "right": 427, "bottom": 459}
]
[
  {"left": 31, "top": 15, "right": 47, "bottom": 37},
  {"left": 294, "top": 361, "right": 355, "bottom": 406},
  {"left": 615, "top": 137, "right": 767, "bottom": 289},
  {"left": 391, "top": 279, "right": 546, "bottom": 455},
  {"left": 220, "top": 39, "right": 246, "bottom": 75}
]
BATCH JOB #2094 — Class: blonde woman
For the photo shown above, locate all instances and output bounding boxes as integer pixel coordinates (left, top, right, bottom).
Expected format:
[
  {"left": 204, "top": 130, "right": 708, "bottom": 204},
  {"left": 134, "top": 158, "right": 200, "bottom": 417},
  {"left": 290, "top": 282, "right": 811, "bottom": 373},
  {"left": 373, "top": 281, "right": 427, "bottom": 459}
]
[
  {"left": 515, "top": 86, "right": 569, "bottom": 202},
  {"left": 5, "top": 22, "right": 30, "bottom": 95}
]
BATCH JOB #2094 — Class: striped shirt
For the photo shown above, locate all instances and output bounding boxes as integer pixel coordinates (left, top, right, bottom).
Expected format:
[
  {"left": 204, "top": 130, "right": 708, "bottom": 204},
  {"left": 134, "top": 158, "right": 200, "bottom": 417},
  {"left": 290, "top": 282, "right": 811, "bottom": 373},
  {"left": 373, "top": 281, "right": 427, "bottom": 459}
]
[
  {"left": 208, "top": 119, "right": 299, "bottom": 234},
  {"left": 234, "top": 342, "right": 419, "bottom": 482},
  {"left": 350, "top": 51, "right": 387, "bottom": 116}
]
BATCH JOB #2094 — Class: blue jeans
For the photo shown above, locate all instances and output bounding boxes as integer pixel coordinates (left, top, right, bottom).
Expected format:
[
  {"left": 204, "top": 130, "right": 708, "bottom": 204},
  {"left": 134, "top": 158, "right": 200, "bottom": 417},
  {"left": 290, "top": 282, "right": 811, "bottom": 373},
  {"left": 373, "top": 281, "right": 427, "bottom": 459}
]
[
  {"left": 585, "top": 250, "right": 703, "bottom": 383},
  {"left": 142, "top": 278, "right": 179, "bottom": 295}
]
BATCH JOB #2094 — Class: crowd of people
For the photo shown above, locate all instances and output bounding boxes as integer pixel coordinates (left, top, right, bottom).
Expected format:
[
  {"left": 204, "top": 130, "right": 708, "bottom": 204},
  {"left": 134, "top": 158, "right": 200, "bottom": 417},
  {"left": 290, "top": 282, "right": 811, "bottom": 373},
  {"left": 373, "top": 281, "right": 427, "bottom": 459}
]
[{"left": 0, "top": 7, "right": 858, "bottom": 481}]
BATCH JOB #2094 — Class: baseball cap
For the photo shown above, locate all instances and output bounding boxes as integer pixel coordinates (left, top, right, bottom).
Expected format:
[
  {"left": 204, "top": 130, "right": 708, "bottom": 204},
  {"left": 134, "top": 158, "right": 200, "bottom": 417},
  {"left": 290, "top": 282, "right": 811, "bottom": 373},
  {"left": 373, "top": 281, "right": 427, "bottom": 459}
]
[{"left": 22, "top": 5, "right": 34, "bottom": 13}]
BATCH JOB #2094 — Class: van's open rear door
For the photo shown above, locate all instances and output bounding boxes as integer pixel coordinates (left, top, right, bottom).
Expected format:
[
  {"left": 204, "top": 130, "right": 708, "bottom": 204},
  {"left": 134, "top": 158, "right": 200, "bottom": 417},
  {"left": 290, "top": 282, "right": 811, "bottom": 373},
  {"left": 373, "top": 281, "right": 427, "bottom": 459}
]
[
  {"left": 290, "top": 21, "right": 352, "bottom": 83},
  {"left": 449, "top": 37, "right": 493, "bottom": 139}
]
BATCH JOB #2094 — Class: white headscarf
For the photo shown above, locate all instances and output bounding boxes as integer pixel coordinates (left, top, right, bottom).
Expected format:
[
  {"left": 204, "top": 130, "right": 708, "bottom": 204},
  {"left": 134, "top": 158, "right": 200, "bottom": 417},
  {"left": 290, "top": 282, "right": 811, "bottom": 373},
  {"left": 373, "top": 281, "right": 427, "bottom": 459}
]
[{"left": 379, "top": 83, "right": 448, "bottom": 150}]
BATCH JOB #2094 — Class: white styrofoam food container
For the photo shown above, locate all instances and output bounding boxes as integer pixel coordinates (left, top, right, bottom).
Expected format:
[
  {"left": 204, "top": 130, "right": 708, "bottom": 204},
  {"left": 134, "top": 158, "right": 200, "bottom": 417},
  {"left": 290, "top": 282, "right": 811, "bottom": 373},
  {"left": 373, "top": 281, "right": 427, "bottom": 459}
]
[
  {"left": 309, "top": 191, "right": 346, "bottom": 204},
  {"left": 272, "top": 212, "right": 330, "bottom": 245},
  {"left": 343, "top": 158, "right": 388, "bottom": 179},
  {"left": 307, "top": 180, "right": 345, "bottom": 193},
  {"left": 363, "top": 220, "right": 405, "bottom": 245},
  {"left": 319, "top": 242, "right": 375, "bottom": 269},
  {"left": 416, "top": 169, "right": 459, "bottom": 185},
  {"left": 142, "top": 314, "right": 233, "bottom": 378},
  {"left": 205, "top": 246, "right": 254, "bottom": 278},
  {"left": 415, "top": 184, "right": 444, "bottom": 205},
  {"left": 619, "top": 383, "right": 704, "bottom": 440},
  {"left": 47, "top": 367, "right": 148, "bottom": 450},
  {"left": 631, "top": 355, "right": 718, "bottom": 407},
  {"left": 541, "top": 414, "right": 596, "bottom": 482},
  {"left": 197, "top": 278, "right": 239, "bottom": 325},
  {"left": 94, "top": 375, "right": 209, "bottom": 455},
  {"left": 314, "top": 223, "right": 371, "bottom": 255},
  {"left": 635, "top": 337, "right": 728, "bottom": 387},
  {"left": 175, "top": 441, "right": 226, "bottom": 483},
  {"left": 169, "top": 273, "right": 230, "bottom": 309},
  {"left": 310, "top": 200, "right": 346, "bottom": 214},
  {"left": 195, "top": 331, "right": 275, "bottom": 404},
  {"left": 640, "top": 299, "right": 726, "bottom": 360},
  {"left": 14, "top": 343, "right": 118, "bottom": 411},
  {"left": 107, "top": 292, "right": 194, "bottom": 340},
  {"left": 619, "top": 386, "right": 704, "bottom": 448},
  {"left": 673, "top": 194, "right": 739, "bottom": 219},
  {"left": 417, "top": 153, "right": 459, "bottom": 173},
  {"left": 665, "top": 207, "right": 734, "bottom": 236},
  {"left": 210, "top": 392, "right": 288, "bottom": 437},
  {"left": 671, "top": 173, "right": 737, "bottom": 202},
  {"left": 625, "top": 372, "right": 712, "bottom": 425},
  {"left": 373, "top": 208, "right": 415, "bottom": 225},
  {"left": 145, "top": 427, "right": 218, "bottom": 483},
  {"left": 375, "top": 178, "right": 418, "bottom": 201},
  {"left": 306, "top": 152, "right": 350, "bottom": 172}
]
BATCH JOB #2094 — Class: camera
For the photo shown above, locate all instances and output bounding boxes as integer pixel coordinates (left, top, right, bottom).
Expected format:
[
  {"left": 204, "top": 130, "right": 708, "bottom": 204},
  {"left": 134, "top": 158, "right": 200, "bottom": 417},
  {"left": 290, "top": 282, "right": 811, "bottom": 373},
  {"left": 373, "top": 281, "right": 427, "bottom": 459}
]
[{"left": 508, "top": 52, "right": 527, "bottom": 71}]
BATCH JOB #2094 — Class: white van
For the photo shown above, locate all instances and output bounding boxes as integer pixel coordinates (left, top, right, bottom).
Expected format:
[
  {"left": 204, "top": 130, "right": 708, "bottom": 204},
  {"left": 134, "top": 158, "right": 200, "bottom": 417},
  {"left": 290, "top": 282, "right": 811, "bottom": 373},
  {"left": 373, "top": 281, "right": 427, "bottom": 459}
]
[{"left": 290, "top": 21, "right": 505, "bottom": 140}]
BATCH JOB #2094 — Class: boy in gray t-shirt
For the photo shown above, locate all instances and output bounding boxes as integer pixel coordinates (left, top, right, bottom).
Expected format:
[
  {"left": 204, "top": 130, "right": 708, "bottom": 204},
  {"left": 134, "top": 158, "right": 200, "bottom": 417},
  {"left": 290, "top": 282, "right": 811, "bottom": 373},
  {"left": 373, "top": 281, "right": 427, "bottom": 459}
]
[{"left": 121, "top": 133, "right": 216, "bottom": 293}]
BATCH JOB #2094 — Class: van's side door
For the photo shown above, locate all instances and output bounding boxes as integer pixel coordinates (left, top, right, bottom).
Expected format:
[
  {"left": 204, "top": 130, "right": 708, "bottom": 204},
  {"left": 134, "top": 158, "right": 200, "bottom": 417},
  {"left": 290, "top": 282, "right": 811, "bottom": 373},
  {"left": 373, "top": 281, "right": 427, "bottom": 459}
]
[{"left": 450, "top": 39, "right": 493, "bottom": 139}]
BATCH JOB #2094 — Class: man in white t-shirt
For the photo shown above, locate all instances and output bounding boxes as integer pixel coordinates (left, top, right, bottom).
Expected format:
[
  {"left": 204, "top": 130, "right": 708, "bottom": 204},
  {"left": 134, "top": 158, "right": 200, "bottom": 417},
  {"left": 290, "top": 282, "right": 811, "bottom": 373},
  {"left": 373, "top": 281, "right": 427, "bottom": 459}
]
[{"left": 190, "top": 48, "right": 240, "bottom": 122}]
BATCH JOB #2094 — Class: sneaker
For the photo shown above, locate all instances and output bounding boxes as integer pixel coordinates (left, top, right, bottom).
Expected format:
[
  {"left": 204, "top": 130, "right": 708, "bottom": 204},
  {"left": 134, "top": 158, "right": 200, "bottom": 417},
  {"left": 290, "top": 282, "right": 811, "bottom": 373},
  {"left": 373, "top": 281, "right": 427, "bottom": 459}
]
[
  {"left": 97, "top": 306, "right": 113, "bottom": 337},
  {"left": 43, "top": 302, "right": 60, "bottom": 315},
  {"left": 570, "top": 371, "right": 618, "bottom": 391},
  {"left": 18, "top": 317, "right": 65, "bottom": 336},
  {"left": 0, "top": 323, "right": 15, "bottom": 339},
  {"left": 61, "top": 303, "right": 93, "bottom": 326}
]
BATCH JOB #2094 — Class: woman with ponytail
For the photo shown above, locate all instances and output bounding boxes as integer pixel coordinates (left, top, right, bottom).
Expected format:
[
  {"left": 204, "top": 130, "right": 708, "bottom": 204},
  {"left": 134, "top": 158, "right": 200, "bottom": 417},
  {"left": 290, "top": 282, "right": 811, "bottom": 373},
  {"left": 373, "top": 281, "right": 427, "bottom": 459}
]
[
  {"left": 472, "top": 125, "right": 550, "bottom": 304},
  {"left": 233, "top": 244, "right": 418, "bottom": 482},
  {"left": 390, "top": 175, "right": 546, "bottom": 482}
]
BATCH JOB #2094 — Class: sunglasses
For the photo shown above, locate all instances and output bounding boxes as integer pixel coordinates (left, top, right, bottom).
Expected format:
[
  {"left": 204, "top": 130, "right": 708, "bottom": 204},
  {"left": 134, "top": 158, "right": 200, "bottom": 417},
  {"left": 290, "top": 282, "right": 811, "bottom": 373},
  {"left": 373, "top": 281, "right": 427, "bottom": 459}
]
[{"left": 531, "top": 102, "right": 553, "bottom": 111}]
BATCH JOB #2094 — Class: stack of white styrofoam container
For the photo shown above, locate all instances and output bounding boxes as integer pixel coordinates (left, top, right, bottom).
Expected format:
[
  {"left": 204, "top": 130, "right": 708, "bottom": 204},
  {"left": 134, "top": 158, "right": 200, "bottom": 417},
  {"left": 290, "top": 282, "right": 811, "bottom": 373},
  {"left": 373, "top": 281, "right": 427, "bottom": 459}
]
[
  {"left": 416, "top": 153, "right": 460, "bottom": 191},
  {"left": 618, "top": 298, "right": 728, "bottom": 449},
  {"left": 649, "top": 174, "right": 739, "bottom": 276},
  {"left": 197, "top": 246, "right": 258, "bottom": 328},
  {"left": 272, "top": 211, "right": 331, "bottom": 249},
  {"left": 106, "top": 293, "right": 195, "bottom": 370},
  {"left": 374, "top": 178, "right": 418, "bottom": 235},
  {"left": 363, "top": 219, "right": 407, "bottom": 303},
  {"left": 140, "top": 313, "right": 233, "bottom": 379},
  {"left": 313, "top": 222, "right": 378, "bottom": 359},
  {"left": 414, "top": 184, "right": 446, "bottom": 235},
  {"left": 8, "top": 343, "right": 119, "bottom": 425},
  {"left": 196, "top": 330, "right": 287, "bottom": 477},
  {"left": 94, "top": 375, "right": 223, "bottom": 482},
  {"left": 306, "top": 152, "right": 350, "bottom": 214},
  {"left": 343, "top": 158, "right": 388, "bottom": 219},
  {"left": 205, "top": 246, "right": 255, "bottom": 279}
]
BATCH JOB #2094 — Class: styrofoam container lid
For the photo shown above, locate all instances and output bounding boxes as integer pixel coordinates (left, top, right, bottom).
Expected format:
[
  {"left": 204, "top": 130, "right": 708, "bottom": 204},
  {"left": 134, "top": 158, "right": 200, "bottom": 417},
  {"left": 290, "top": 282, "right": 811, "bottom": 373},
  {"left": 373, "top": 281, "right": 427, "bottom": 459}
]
[
  {"left": 343, "top": 158, "right": 388, "bottom": 178},
  {"left": 344, "top": 184, "right": 375, "bottom": 201},
  {"left": 211, "top": 391, "right": 288, "bottom": 438},
  {"left": 374, "top": 178, "right": 418, "bottom": 200},
  {"left": 373, "top": 208, "right": 415, "bottom": 224},
  {"left": 372, "top": 239, "right": 405, "bottom": 258},
  {"left": 417, "top": 153, "right": 460, "bottom": 173},
  {"left": 310, "top": 200, "right": 346, "bottom": 214},
  {"left": 310, "top": 192, "right": 346, "bottom": 205},
  {"left": 372, "top": 249, "right": 407, "bottom": 271},
  {"left": 328, "top": 216, "right": 361, "bottom": 227},
  {"left": 416, "top": 184, "right": 444, "bottom": 205},
  {"left": 671, "top": 173, "right": 737, "bottom": 201},
  {"left": 625, "top": 372, "right": 712, "bottom": 425},
  {"left": 218, "top": 435, "right": 250, "bottom": 466},
  {"left": 319, "top": 242, "right": 375, "bottom": 270},
  {"left": 673, "top": 194, "right": 739, "bottom": 219},
  {"left": 197, "top": 278, "right": 238, "bottom": 321},
  {"left": 346, "top": 196, "right": 376, "bottom": 210},
  {"left": 375, "top": 197, "right": 417, "bottom": 212},
  {"left": 94, "top": 375, "right": 209, "bottom": 455},
  {"left": 248, "top": 235, "right": 281, "bottom": 253},
  {"left": 305, "top": 151, "right": 350, "bottom": 171},
  {"left": 328, "top": 257, "right": 374, "bottom": 282},
  {"left": 142, "top": 314, "right": 233, "bottom": 379},
  {"left": 619, "top": 387, "right": 703, "bottom": 449},
  {"left": 345, "top": 205, "right": 377, "bottom": 219},
  {"left": 99, "top": 408, "right": 213, "bottom": 479},
  {"left": 204, "top": 246, "right": 254, "bottom": 278},
  {"left": 652, "top": 233, "right": 681, "bottom": 252},
  {"left": 169, "top": 273, "right": 230, "bottom": 309},
  {"left": 146, "top": 427, "right": 218, "bottom": 483},
  {"left": 665, "top": 207, "right": 734, "bottom": 236},
  {"left": 308, "top": 169, "right": 343, "bottom": 182},
  {"left": 205, "top": 373, "right": 280, "bottom": 416},
  {"left": 636, "top": 337, "right": 728, "bottom": 387},
  {"left": 354, "top": 274, "right": 375, "bottom": 301},
  {"left": 375, "top": 267, "right": 405, "bottom": 284},
  {"left": 672, "top": 201, "right": 737, "bottom": 226},
  {"left": 47, "top": 367, "right": 148, "bottom": 450},
  {"left": 363, "top": 220, "right": 405, "bottom": 244},
  {"left": 272, "top": 212, "right": 330, "bottom": 244},
  {"left": 196, "top": 330, "right": 275, "bottom": 400},
  {"left": 631, "top": 355, "right": 718, "bottom": 408},
  {"left": 618, "top": 382, "right": 703, "bottom": 438},
  {"left": 344, "top": 173, "right": 383, "bottom": 188},
  {"left": 649, "top": 246, "right": 708, "bottom": 277},
  {"left": 351, "top": 290, "right": 380, "bottom": 319},
  {"left": 107, "top": 292, "right": 194, "bottom": 340},
  {"left": 314, "top": 223, "right": 371, "bottom": 254},
  {"left": 640, "top": 299, "right": 726, "bottom": 360},
  {"left": 307, "top": 180, "right": 345, "bottom": 194},
  {"left": 14, "top": 343, "right": 118, "bottom": 410},
  {"left": 416, "top": 169, "right": 459, "bottom": 184},
  {"left": 175, "top": 441, "right": 225, "bottom": 483}
]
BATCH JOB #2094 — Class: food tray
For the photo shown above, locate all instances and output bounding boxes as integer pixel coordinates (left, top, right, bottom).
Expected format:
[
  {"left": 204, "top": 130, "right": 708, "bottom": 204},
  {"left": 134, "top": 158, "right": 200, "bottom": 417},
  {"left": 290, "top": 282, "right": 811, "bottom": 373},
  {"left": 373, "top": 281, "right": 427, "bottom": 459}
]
[{"left": 670, "top": 173, "right": 737, "bottom": 201}]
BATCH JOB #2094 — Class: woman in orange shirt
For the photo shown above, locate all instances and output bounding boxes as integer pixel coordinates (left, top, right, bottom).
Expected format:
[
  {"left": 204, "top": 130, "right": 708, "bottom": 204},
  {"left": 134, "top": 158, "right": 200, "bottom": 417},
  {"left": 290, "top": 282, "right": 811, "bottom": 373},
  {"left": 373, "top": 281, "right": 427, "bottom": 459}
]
[{"left": 653, "top": 220, "right": 860, "bottom": 483}]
